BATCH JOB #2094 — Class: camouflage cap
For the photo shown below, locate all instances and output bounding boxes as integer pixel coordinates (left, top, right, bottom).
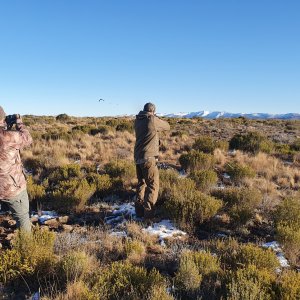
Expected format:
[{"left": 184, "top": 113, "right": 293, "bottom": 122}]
[
  {"left": 144, "top": 102, "right": 156, "bottom": 113},
  {"left": 0, "top": 106, "right": 6, "bottom": 120}
]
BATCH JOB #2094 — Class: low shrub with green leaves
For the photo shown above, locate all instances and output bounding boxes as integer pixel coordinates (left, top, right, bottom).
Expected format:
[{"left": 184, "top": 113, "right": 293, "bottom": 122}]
[
  {"left": 27, "top": 175, "right": 46, "bottom": 201},
  {"left": 189, "top": 169, "right": 218, "bottom": 192},
  {"left": 226, "top": 265, "right": 275, "bottom": 300},
  {"left": 212, "top": 187, "right": 262, "bottom": 225},
  {"left": 225, "top": 162, "right": 256, "bottom": 184},
  {"left": 179, "top": 150, "right": 215, "bottom": 172},
  {"left": 229, "top": 132, "right": 273, "bottom": 154},
  {"left": 175, "top": 250, "right": 221, "bottom": 295},
  {"left": 193, "top": 135, "right": 228, "bottom": 153},
  {"left": 161, "top": 175, "right": 223, "bottom": 227},
  {"left": 291, "top": 138, "right": 300, "bottom": 151},
  {"left": 236, "top": 244, "right": 279, "bottom": 272},
  {"left": 273, "top": 197, "right": 300, "bottom": 264},
  {"left": 92, "top": 261, "right": 166, "bottom": 300},
  {"left": 277, "top": 270, "right": 300, "bottom": 300}
]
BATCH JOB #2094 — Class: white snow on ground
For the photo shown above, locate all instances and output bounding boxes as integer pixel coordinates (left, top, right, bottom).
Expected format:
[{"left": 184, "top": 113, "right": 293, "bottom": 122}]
[
  {"left": 223, "top": 173, "right": 231, "bottom": 179},
  {"left": 262, "top": 241, "right": 290, "bottom": 268},
  {"left": 105, "top": 203, "right": 188, "bottom": 243},
  {"left": 31, "top": 211, "right": 58, "bottom": 224},
  {"left": 143, "top": 219, "right": 187, "bottom": 241}
]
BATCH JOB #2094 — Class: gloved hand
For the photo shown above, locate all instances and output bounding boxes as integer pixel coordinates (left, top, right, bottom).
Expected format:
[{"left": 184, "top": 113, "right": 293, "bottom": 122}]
[{"left": 16, "top": 115, "right": 23, "bottom": 130}]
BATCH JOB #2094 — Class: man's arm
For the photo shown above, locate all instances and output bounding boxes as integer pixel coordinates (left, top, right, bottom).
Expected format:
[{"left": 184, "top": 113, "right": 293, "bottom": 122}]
[
  {"left": 154, "top": 116, "right": 170, "bottom": 132},
  {"left": 7, "top": 118, "right": 33, "bottom": 150}
]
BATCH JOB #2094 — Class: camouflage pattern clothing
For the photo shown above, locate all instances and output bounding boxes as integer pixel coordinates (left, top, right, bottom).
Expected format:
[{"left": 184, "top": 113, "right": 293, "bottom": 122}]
[
  {"left": 0, "top": 122, "right": 32, "bottom": 200},
  {"left": 134, "top": 111, "right": 170, "bottom": 218}
]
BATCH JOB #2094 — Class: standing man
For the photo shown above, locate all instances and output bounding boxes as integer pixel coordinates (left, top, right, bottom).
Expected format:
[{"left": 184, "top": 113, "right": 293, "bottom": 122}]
[
  {"left": 0, "top": 106, "right": 33, "bottom": 231},
  {"left": 134, "top": 103, "right": 170, "bottom": 219}
]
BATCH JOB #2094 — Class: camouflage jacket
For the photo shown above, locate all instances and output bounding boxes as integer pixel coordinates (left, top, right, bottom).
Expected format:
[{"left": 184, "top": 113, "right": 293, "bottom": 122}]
[{"left": 0, "top": 123, "right": 33, "bottom": 200}]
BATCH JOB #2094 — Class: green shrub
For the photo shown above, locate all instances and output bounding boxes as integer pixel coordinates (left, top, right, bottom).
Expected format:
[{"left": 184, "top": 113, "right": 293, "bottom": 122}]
[
  {"left": 52, "top": 178, "right": 96, "bottom": 212},
  {"left": 179, "top": 150, "right": 215, "bottom": 172},
  {"left": 72, "top": 125, "right": 95, "bottom": 134},
  {"left": 277, "top": 270, "right": 300, "bottom": 300},
  {"left": 90, "top": 125, "right": 110, "bottom": 135},
  {"left": 162, "top": 176, "right": 223, "bottom": 226},
  {"left": 56, "top": 113, "right": 70, "bottom": 121},
  {"left": 229, "top": 132, "right": 273, "bottom": 154},
  {"left": 104, "top": 160, "right": 135, "bottom": 179},
  {"left": 92, "top": 261, "right": 166, "bottom": 300},
  {"left": 116, "top": 121, "right": 134, "bottom": 133},
  {"left": 212, "top": 187, "right": 262, "bottom": 225},
  {"left": 27, "top": 176, "right": 46, "bottom": 201},
  {"left": 48, "top": 164, "right": 81, "bottom": 183},
  {"left": 291, "top": 138, "right": 300, "bottom": 151},
  {"left": 225, "top": 162, "right": 256, "bottom": 184},
  {"left": 87, "top": 173, "right": 113, "bottom": 196},
  {"left": 189, "top": 169, "right": 218, "bottom": 192},
  {"left": 236, "top": 244, "right": 279, "bottom": 272},
  {"left": 226, "top": 265, "right": 275, "bottom": 300},
  {"left": 273, "top": 197, "right": 300, "bottom": 263},
  {"left": 175, "top": 250, "right": 220, "bottom": 294},
  {"left": 193, "top": 136, "right": 229, "bottom": 153}
]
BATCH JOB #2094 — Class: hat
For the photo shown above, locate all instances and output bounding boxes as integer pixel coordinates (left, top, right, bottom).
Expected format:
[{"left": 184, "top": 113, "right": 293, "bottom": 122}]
[
  {"left": 144, "top": 102, "right": 156, "bottom": 113},
  {"left": 0, "top": 106, "right": 6, "bottom": 120}
]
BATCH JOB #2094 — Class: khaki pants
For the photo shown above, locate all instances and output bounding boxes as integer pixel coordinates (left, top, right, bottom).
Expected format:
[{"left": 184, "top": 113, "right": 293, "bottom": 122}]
[
  {"left": 135, "top": 159, "right": 159, "bottom": 218},
  {"left": 1, "top": 189, "right": 32, "bottom": 232}
]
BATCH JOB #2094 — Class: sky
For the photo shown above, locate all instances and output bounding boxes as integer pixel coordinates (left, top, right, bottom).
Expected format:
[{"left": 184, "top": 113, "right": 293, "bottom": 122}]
[{"left": 0, "top": 0, "right": 299, "bottom": 116}]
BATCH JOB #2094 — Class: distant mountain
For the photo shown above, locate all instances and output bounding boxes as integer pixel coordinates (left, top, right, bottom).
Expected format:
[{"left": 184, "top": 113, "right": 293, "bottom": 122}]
[{"left": 159, "top": 111, "right": 300, "bottom": 120}]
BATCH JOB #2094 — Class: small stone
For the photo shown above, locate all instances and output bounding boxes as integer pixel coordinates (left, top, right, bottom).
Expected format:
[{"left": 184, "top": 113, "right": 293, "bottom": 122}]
[
  {"left": 44, "top": 219, "right": 59, "bottom": 228},
  {"left": 58, "top": 216, "right": 69, "bottom": 224},
  {"left": 62, "top": 224, "right": 73, "bottom": 233}
]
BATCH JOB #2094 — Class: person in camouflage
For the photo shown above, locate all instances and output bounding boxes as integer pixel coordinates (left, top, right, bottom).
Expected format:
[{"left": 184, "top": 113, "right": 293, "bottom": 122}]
[
  {"left": 0, "top": 106, "right": 33, "bottom": 231},
  {"left": 134, "top": 103, "right": 170, "bottom": 219}
]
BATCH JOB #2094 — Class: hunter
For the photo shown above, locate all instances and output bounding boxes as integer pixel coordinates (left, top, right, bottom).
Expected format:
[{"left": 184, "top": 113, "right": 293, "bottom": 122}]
[
  {"left": 0, "top": 106, "right": 33, "bottom": 231},
  {"left": 134, "top": 103, "right": 170, "bottom": 219}
]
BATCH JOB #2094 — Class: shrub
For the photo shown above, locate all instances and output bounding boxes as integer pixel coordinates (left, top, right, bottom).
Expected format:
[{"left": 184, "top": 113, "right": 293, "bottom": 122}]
[
  {"left": 87, "top": 173, "right": 113, "bottom": 196},
  {"left": 277, "top": 270, "right": 300, "bottom": 300},
  {"left": 49, "top": 164, "right": 82, "bottom": 183},
  {"left": 124, "top": 239, "right": 146, "bottom": 264},
  {"left": 225, "top": 162, "right": 256, "bottom": 184},
  {"left": 90, "top": 125, "right": 110, "bottom": 135},
  {"left": 104, "top": 160, "right": 135, "bottom": 179},
  {"left": 71, "top": 125, "right": 95, "bottom": 134},
  {"left": 179, "top": 150, "right": 215, "bottom": 172},
  {"left": 212, "top": 187, "right": 262, "bottom": 225},
  {"left": 162, "top": 177, "right": 223, "bottom": 226},
  {"left": 147, "top": 285, "right": 175, "bottom": 300},
  {"left": 175, "top": 250, "right": 220, "bottom": 294},
  {"left": 226, "top": 265, "right": 275, "bottom": 300},
  {"left": 291, "top": 138, "right": 300, "bottom": 151},
  {"left": 56, "top": 113, "right": 70, "bottom": 121},
  {"left": 236, "top": 244, "right": 279, "bottom": 272},
  {"left": 229, "top": 132, "right": 273, "bottom": 154},
  {"left": 27, "top": 176, "right": 46, "bottom": 201},
  {"left": 116, "top": 121, "right": 134, "bottom": 133},
  {"left": 193, "top": 136, "right": 228, "bottom": 153},
  {"left": 189, "top": 169, "right": 218, "bottom": 192},
  {"left": 273, "top": 197, "right": 300, "bottom": 263},
  {"left": 92, "top": 261, "right": 166, "bottom": 299}
]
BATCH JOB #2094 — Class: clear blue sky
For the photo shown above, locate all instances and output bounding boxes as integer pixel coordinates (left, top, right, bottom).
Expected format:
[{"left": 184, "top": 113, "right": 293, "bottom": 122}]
[{"left": 0, "top": 0, "right": 299, "bottom": 116}]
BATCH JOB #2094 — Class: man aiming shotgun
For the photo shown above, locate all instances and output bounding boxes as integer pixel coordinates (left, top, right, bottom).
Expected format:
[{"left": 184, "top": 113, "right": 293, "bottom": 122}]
[
  {"left": 134, "top": 103, "right": 170, "bottom": 219},
  {"left": 0, "top": 106, "right": 33, "bottom": 231}
]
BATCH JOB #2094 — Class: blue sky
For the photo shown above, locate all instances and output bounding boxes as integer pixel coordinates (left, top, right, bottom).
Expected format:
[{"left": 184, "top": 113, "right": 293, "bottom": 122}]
[{"left": 0, "top": 0, "right": 299, "bottom": 116}]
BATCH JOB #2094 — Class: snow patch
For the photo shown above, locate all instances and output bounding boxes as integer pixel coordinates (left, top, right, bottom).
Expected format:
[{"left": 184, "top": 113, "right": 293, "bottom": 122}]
[
  {"left": 31, "top": 211, "right": 58, "bottom": 224},
  {"left": 262, "top": 241, "right": 290, "bottom": 268}
]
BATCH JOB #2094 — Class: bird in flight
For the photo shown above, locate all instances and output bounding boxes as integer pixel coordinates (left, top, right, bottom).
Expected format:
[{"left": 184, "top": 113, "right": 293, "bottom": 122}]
[{"left": 99, "top": 98, "right": 104, "bottom": 102}]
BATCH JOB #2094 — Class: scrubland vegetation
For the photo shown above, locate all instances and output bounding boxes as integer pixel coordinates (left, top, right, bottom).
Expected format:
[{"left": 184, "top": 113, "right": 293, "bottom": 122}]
[{"left": 1, "top": 115, "right": 300, "bottom": 299}]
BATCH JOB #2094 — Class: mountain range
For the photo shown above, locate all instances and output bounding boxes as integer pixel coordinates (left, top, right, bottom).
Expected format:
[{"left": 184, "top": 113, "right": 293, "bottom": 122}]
[{"left": 158, "top": 111, "right": 300, "bottom": 120}]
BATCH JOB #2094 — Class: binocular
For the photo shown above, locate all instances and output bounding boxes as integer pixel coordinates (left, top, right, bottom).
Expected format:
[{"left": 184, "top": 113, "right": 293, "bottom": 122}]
[{"left": 5, "top": 114, "right": 20, "bottom": 129}]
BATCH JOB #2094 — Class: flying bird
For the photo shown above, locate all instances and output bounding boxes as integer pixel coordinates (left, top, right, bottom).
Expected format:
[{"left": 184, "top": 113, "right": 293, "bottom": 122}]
[{"left": 99, "top": 98, "right": 104, "bottom": 102}]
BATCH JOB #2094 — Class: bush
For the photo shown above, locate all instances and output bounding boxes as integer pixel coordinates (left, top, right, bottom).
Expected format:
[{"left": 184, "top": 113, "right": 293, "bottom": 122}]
[
  {"left": 277, "top": 270, "right": 300, "bottom": 300},
  {"left": 229, "top": 132, "right": 273, "bottom": 154},
  {"left": 212, "top": 187, "right": 262, "bottom": 225},
  {"left": 116, "top": 121, "right": 134, "bottom": 133},
  {"left": 92, "top": 261, "right": 166, "bottom": 300},
  {"left": 124, "top": 239, "right": 146, "bottom": 264},
  {"left": 87, "top": 173, "right": 113, "bottom": 196},
  {"left": 225, "top": 162, "right": 256, "bottom": 184},
  {"left": 162, "top": 176, "right": 223, "bottom": 226},
  {"left": 193, "top": 136, "right": 228, "bottom": 153},
  {"left": 56, "top": 113, "right": 70, "bottom": 121},
  {"left": 90, "top": 125, "right": 110, "bottom": 135},
  {"left": 226, "top": 265, "right": 275, "bottom": 300},
  {"left": 236, "top": 244, "right": 279, "bottom": 272},
  {"left": 189, "top": 169, "right": 218, "bottom": 192},
  {"left": 291, "top": 138, "right": 300, "bottom": 151},
  {"left": 273, "top": 197, "right": 300, "bottom": 263},
  {"left": 179, "top": 150, "right": 215, "bottom": 172},
  {"left": 27, "top": 176, "right": 46, "bottom": 201},
  {"left": 175, "top": 250, "right": 220, "bottom": 294}
]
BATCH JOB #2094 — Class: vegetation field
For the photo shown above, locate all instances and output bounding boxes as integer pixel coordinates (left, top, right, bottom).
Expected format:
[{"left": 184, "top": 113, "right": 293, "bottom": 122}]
[{"left": 1, "top": 115, "right": 300, "bottom": 299}]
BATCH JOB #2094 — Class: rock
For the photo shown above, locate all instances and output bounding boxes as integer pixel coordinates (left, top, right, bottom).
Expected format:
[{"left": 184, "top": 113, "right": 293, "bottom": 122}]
[
  {"left": 7, "top": 219, "right": 17, "bottom": 227},
  {"left": 44, "top": 219, "right": 59, "bottom": 228},
  {"left": 31, "top": 216, "right": 39, "bottom": 224},
  {"left": 58, "top": 216, "right": 69, "bottom": 224},
  {"left": 61, "top": 224, "right": 74, "bottom": 233}
]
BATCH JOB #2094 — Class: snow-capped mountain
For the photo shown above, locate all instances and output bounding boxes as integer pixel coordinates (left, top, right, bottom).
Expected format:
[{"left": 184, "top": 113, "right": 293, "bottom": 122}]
[{"left": 158, "top": 111, "right": 300, "bottom": 120}]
